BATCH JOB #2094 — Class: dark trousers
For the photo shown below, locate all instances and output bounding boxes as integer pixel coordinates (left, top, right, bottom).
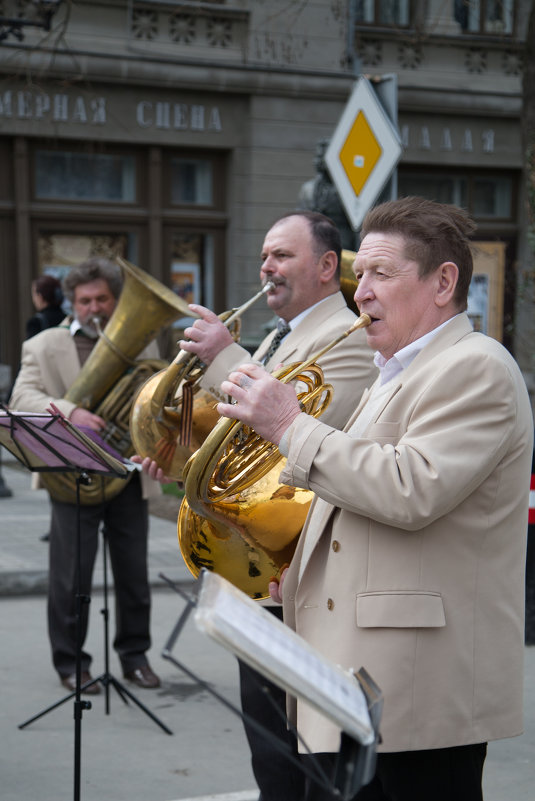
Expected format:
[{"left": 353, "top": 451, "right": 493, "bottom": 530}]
[
  {"left": 303, "top": 742, "right": 488, "bottom": 801},
  {"left": 48, "top": 474, "right": 151, "bottom": 677},
  {"left": 239, "top": 605, "right": 306, "bottom": 801}
]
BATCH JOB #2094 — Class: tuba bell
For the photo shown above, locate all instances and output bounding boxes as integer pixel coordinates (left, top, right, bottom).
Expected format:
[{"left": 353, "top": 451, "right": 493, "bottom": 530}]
[
  {"left": 40, "top": 257, "right": 192, "bottom": 505},
  {"left": 178, "top": 313, "right": 371, "bottom": 599}
]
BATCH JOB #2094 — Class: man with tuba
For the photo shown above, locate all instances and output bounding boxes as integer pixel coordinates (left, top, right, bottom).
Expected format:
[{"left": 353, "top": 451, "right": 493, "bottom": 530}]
[
  {"left": 145, "top": 211, "right": 378, "bottom": 801},
  {"left": 10, "top": 258, "right": 161, "bottom": 694},
  {"left": 216, "top": 197, "right": 533, "bottom": 801}
]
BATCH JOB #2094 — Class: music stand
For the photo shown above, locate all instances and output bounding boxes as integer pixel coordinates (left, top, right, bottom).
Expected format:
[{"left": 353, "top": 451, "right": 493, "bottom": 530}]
[
  {"left": 0, "top": 407, "right": 171, "bottom": 801},
  {"left": 160, "top": 569, "right": 383, "bottom": 800}
]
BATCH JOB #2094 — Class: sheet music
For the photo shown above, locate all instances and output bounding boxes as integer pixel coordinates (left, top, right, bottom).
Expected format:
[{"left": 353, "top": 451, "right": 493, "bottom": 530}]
[
  {"left": 194, "top": 570, "right": 374, "bottom": 746},
  {"left": 0, "top": 411, "right": 128, "bottom": 475}
]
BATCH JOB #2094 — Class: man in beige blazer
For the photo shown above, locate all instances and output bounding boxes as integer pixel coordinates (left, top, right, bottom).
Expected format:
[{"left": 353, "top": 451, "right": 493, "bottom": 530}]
[
  {"left": 216, "top": 197, "right": 533, "bottom": 801},
  {"left": 10, "top": 258, "right": 161, "bottom": 695},
  {"left": 166, "top": 210, "right": 377, "bottom": 801}
]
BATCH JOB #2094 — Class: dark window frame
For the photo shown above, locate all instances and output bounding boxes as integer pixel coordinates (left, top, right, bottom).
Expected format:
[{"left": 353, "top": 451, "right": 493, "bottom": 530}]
[
  {"left": 29, "top": 140, "right": 144, "bottom": 207},
  {"left": 162, "top": 148, "right": 227, "bottom": 211},
  {"left": 354, "top": 0, "right": 414, "bottom": 29},
  {"left": 454, "top": 0, "right": 516, "bottom": 37}
]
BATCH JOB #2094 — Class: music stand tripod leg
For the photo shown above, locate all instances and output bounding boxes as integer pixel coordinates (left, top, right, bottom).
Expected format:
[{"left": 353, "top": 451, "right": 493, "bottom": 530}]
[
  {"left": 89, "top": 527, "right": 173, "bottom": 736},
  {"left": 17, "top": 472, "right": 93, "bottom": 801}
]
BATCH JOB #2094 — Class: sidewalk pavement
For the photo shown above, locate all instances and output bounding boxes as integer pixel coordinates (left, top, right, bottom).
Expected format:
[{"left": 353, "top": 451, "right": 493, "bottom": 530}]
[
  {"left": 0, "top": 454, "right": 534, "bottom": 800},
  {"left": 0, "top": 453, "right": 192, "bottom": 596}
]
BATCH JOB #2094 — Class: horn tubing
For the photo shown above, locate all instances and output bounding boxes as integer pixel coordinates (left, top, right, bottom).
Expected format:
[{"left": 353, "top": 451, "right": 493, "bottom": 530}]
[
  {"left": 166, "top": 280, "right": 275, "bottom": 369},
  {"left": 274, "top": 312, "right": 371, "bottom": 384},
  {"left": 129, "top": 280, "right": 276, "bottom": 480}
]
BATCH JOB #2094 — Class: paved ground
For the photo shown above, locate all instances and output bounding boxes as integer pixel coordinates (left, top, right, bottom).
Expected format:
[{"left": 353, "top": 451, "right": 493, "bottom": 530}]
[{"left": 0, "top": 455, "right": 533, "bottom": 800}]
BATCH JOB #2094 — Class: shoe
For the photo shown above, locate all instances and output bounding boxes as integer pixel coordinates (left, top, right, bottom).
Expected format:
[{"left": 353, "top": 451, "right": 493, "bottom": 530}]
[
  {"left": 123, "top": 664, "right": 160, "bottom": 689},
  {"left": 39, "top": 532, "right": 50, "bottom": 542},
  {"left": 60, "top": 670, "right": 101, "bottom": 695}
]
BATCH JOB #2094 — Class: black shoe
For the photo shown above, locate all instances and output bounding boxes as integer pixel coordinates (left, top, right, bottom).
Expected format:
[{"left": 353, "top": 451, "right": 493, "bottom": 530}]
[
  {"left": 124, "top": 664, "right": 160, "bottom": 689},
  {"left": 39, "top": 532, "right": 50, "bottom": 542}
]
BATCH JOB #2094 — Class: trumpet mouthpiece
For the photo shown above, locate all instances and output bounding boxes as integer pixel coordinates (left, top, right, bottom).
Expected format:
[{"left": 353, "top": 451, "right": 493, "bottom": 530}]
[
  {"left": 262, "top": 280, "right": 276, "bottom": 293},
  {"left": 354, "top": 313, "right": 371, "bottom": 330}
]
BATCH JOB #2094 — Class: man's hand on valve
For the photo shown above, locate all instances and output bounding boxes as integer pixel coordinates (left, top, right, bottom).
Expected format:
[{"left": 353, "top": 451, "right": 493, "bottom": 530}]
[
  {"left": 217, "top": 363, "right": 302, "bottom": 445},
  {"left": 178, "top": 304, "right": 234, "bottom": 365}
]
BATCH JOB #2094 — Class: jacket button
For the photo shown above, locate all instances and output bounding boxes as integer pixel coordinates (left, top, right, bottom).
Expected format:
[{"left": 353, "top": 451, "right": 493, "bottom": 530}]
[
  {"left": 332, "top": 540, "right": 340, "bottom": 552},
  {"left": 327, "top": 598, "right": 334, "bottom": 610}
]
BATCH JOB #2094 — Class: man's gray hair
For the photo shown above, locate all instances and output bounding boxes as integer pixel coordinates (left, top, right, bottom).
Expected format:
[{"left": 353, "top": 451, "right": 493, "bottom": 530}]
[{"left": 62, "top": 257, "right": 123, "bottom": 304}]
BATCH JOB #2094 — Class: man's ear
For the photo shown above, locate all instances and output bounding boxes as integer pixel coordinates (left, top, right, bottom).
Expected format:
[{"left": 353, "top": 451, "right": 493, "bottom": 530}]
[
  {"left": 319, "top": 250, "right": 338, "bottom": 284},
  {"left": 435, "top": 261, "right": 458, "bottom": 307}
]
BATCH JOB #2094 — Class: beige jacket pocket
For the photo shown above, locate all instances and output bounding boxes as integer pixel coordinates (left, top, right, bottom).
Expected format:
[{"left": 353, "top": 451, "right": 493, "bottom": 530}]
[{"left": 356, "top": 590, "right": 446, "bottom": 628}]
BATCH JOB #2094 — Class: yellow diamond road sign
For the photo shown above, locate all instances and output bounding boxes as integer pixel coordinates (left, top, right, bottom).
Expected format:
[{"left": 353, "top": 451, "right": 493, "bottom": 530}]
[
  {"left": 325, "top": 77, "right": 402, "bottom": 230},
  {"left": 339, "top": 110, "right": 383, "bottom": 196}
]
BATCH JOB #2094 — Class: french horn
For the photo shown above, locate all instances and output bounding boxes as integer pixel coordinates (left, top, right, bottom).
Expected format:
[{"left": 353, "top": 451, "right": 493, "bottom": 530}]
[
  {"left": 129, "top": 281, "right": 274, "bottom": 481},
  {"left": 178, "top": 313, "right": 371, "bottom": 599},
  {"left": 129, "top": 248, "right": 358, "bottom": 481}
]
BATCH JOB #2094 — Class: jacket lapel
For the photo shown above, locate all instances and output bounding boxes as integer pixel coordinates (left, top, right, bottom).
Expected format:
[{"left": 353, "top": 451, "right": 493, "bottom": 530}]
[{"left": 296, "top": 314, "right": 475, "bottom": 581}]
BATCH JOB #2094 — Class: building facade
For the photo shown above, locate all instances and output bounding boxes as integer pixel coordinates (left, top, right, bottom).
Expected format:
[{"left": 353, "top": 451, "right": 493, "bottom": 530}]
[{"left": 0, "top": 0, "right": 533, "bottom": 412}]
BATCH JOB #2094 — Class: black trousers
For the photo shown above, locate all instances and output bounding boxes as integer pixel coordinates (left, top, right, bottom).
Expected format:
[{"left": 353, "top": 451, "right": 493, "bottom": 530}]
[
  {"left": 303, "top": 742, "right": 488, "bottom": 801},
  {"left": 239, "top": 605, "right": 306, "bottom": 801},
  {"left": 48, "top": 473, "right": 151, "bottom": 677}
]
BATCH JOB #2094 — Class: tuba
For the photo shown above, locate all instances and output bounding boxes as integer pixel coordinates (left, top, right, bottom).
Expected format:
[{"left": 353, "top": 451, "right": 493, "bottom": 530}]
[
  {"left": 129, "top": 281, "right": 275, "bottom": 482},
  {"left": 40, "top": 257, "right": 192, "bottom": 505},
  {"left": 178, "top": 313, "right": 371, "bottom": 599}
]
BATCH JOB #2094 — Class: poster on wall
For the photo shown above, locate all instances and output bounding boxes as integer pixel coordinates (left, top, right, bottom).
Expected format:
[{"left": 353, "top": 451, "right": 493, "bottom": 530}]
[
  {"left": 468, "top": 242, "right": 505, "bottom": 341},
  {"left": 170, "top": 261, "right": 200, "bottom": 327}
]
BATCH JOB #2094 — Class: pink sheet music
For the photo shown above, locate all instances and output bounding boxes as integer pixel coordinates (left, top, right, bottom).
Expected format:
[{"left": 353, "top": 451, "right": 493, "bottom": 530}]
[{"left": 0, "top": 411, "right": 127, "bottom": 475}]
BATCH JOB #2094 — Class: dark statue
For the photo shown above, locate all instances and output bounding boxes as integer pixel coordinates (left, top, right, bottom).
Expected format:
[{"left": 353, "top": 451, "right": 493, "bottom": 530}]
[{"left": 296, "top": 138, "right": 358, "bottom": 251}]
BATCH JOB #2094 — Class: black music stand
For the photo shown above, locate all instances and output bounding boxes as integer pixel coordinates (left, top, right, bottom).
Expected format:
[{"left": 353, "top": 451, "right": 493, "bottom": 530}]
[
  {"left": 0, "top": 407, "right": 171, "bottom": 801},
  {"left": 159, "top": 569, "right": 383, "bottom": 800}
]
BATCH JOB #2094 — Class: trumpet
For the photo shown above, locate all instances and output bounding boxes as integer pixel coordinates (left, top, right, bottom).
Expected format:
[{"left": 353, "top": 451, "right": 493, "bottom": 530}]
[
  {"left": 130, "top": 281, "right": 275, "bottom": 481},
  {"left": 178, "top": 312, "right": 372, "bottom": 599}
]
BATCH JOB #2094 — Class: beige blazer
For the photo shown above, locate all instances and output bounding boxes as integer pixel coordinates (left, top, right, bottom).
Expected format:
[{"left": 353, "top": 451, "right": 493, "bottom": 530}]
[
  {"left": 200, "top": 291, "right": 377, "bottom": 430},
  {"left": 279, "top": 313, "right": 533, "bottom": 753},
  {"left": 10, "top": 322, "right": 161, "bottom": 500}
]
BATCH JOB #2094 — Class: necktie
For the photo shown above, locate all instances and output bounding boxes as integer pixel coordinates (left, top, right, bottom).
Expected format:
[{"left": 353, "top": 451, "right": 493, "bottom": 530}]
[{"left": 263, "top": 320, "right": 291, "bottom": 364}]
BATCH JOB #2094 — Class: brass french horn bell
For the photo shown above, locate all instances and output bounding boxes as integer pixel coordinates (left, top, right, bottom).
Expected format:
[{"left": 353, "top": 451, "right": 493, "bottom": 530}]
[
  {"left": 178, "top": 312, "right": 372, "bottom": 599},
  {"left": 130, "top": 281, "right": 275, "bottom": 481}
]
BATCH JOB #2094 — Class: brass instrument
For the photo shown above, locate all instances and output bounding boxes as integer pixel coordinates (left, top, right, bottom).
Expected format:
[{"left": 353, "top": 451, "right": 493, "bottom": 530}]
[
  {"left": 40, "top": 257, "right": 192, "bottom": 505},
  {"left": 340, "top": 249, "right": 358, "bottom": 313},
  {"left": 129, "top": 282, "right": 275, "bottom": 481},
  {"left": 178, "top": 313, "right": 371, "bottom": 599},
  {"left": 129, "top": 249, "right": 357, "bottom": 480}
]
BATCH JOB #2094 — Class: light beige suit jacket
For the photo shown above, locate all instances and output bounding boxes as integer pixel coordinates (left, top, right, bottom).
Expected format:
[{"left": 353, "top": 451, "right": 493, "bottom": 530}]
[
  {"left": 200, "top": 291, "right": 377, "bottom": 430},
  {"left": 10, "top": 321, "right": 161, "bottom": 499},
  {"left": 279, "top": 313, "right": 533, "bottom": 753}
]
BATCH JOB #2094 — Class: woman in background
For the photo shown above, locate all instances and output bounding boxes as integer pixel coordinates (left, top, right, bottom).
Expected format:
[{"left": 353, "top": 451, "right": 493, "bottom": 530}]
[{"left": 26, "top": 275, "right": 65, "bottom": 339}]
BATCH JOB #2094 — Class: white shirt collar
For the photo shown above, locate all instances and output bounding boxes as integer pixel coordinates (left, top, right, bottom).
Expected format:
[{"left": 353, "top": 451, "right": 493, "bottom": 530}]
[
  {"left": 286, "top": 295, "right": 332, "bottom": 331},
  {"left": 375, "top": 314, "right": 464, "bottom": 385}
]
